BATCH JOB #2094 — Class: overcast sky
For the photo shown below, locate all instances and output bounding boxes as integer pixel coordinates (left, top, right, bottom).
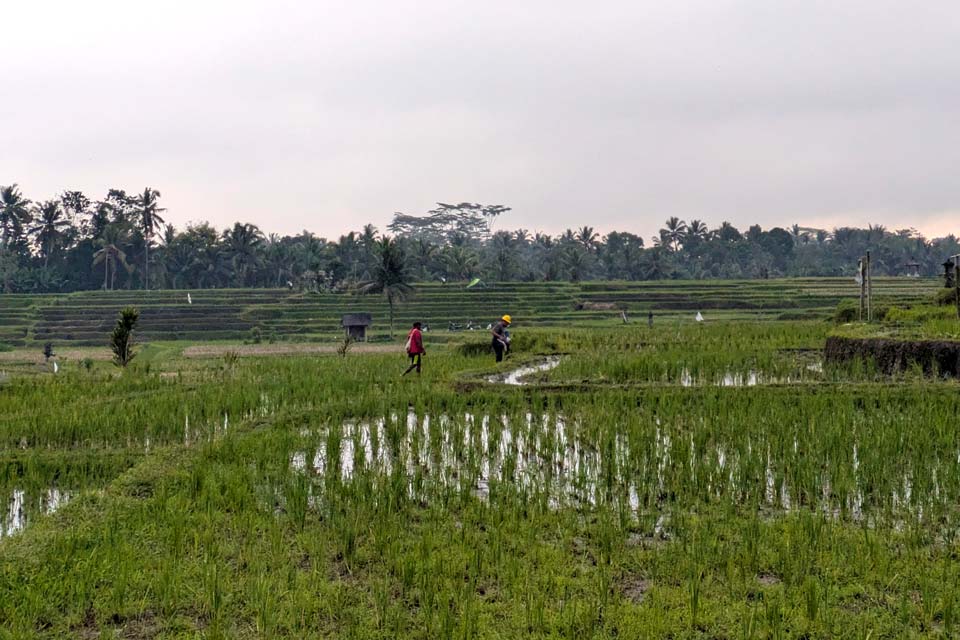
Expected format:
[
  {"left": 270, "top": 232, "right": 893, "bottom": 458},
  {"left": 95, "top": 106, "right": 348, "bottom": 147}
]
[{"left": 2, "top": 0, "right": 958, "bottom": 241}]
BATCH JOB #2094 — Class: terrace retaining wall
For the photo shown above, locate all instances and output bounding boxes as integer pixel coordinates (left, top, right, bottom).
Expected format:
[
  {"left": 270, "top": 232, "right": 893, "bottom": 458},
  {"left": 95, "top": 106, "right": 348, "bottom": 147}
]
[{"left": 824, "top": 335, "right": 960, "bottom": 375}]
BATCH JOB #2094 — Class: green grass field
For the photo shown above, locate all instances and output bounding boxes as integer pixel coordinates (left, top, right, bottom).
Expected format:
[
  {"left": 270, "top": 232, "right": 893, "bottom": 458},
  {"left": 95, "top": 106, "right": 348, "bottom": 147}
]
[{"left": 2, "top": 282, "right": 959, "bottom": 638}]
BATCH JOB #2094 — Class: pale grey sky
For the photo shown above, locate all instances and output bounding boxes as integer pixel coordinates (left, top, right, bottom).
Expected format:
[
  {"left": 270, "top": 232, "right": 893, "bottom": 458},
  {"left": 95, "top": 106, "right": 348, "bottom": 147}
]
[{"left": 2, "top": 0, "right": 958, "bottom": 240}]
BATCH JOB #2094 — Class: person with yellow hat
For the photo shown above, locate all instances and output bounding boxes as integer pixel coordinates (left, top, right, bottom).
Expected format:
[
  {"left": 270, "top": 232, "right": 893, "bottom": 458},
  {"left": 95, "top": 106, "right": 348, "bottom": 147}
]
[{"left": 491, "top": 314, "right": 512, "bottom": 362}]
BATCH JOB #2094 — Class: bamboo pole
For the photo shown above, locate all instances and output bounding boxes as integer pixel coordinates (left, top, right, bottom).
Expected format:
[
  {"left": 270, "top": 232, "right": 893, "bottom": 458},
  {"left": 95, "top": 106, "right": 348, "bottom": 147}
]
[
  {"left": 858, "top": 258, "right": 865, "bottom": 322},
  {"left": 954, "top": 258, "right": 959, "bottom": 320}
]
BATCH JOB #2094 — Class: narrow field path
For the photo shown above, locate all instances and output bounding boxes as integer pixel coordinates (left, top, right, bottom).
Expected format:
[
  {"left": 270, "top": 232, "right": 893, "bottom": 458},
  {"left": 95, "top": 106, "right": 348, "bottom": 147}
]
[{"left": 182, "top": 343, "right": 399, "bottom": 357}]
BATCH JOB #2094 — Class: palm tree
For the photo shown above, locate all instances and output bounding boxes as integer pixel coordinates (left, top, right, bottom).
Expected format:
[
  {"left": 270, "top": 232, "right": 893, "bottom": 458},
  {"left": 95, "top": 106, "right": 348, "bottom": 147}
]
[
  {"left": 564, "top": 246, "right": 589, "bottom": 281},
  {"left": 643, "top": 247, "right": 670, "bottom": 279},
  {"left": 488, "top": 231, "right": 518, "bottom": 281},
  {"left": 576, "top": 226, "right": 598, "bottom": 250},
  {"left": 263, "top": 233, "right": 290, "bottom": 287},
  {"left": 685, "top": 220, "right": 708, "bottom": 245},
  {"left": 29, "top": 200, "right": 71, "bottom": 269},
  {"left": 0, "top": 185, "right": 33, "bottom": 250},
  {"left": 360, "top": 223, "right": 379, "bottom": 277},
  {"left": 715, "top": 221, "right": 742, "bottom": 243},
  {"left": 442, "top": 245, "right": 480, "bottom": 280},
  {"left": 832, "top": 227, "right": 856, "bottom": 248},
  {"left": 358, "top": 236, "right": 414, "bottom": 338},
  {"left": 412, "top": 237, "right": 438, "bottom": 279},
  {"left": 135, "top": 188, "right": 165, "bottom": 289},
  {"left": 221, "top": 222, "right": 264, "bottom": 286},
  {"left": 659, "top": 217, "right": 687, "bottom": 251},
  {"left": 92, "top": 224, "right": 132, "bottom": 290},
  {"left": 867, "top": 224, "right": 887, "bottom": 243}
]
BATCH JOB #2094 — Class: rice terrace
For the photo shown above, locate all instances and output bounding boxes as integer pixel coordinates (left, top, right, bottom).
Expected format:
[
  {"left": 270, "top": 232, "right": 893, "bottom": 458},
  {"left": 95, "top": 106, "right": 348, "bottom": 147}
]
[{"left": 4, "top": 275, "right": 960, "bottom": 637}]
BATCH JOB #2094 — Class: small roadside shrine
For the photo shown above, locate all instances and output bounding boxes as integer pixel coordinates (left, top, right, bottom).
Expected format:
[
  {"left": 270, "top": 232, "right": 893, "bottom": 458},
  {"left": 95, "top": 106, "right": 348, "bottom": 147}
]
[{"left": 341, "top": 313, "right": 372, "bottom": 341}]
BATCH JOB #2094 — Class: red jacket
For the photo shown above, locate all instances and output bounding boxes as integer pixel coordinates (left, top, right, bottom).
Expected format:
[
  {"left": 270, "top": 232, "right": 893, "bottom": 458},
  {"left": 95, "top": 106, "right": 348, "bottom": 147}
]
[{"left": 407, "top": 328, "right": 425, "bottom": 354}]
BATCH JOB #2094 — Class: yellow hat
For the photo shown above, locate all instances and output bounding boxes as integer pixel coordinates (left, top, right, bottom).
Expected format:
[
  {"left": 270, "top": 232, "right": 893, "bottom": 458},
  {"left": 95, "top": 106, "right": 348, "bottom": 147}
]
[{"left": 501, "top": 314, "right": 512, "bottom": 324}]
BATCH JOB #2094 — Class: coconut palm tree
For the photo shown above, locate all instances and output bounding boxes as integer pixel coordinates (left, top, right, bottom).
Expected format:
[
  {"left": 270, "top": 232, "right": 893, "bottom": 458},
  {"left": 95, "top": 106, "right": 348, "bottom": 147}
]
[
  {"left": 488, "top": 231, "right": 518, "bottom": 281},
  {"left": 867, "top": 224, "right": 887, "bottom": 243},
  {"left": 442, "top": 245, "right": 480, "bottom": 280},
  {"left": 564, "top": 246, "right": 589, "bottom": 281},
  {"left": 360, "top": 223, "right": 379, "bottom": 278},
  {"left": 358, "top": 236, "right": 414, "bottom": 338},
  {"left": 135, "top": 188, "right": 165, "bottom": 289},
  {"left": 0, "top": 184, "right": 33, "bottom": 250},
  {"left": 715, "top": 221, "right": 742, "bottom": 243},
  {"left": 29, "top": 200, "right": 71, "bottom": 269},
  {"left": 92, "top": 224, "right": 132, "bottom": 290},
  {"left": 412, "top": 237, "right": 438, "bottom": 279},
  {"left": 576, "top": 226, "right": 598, "bottom": 250},
  {"left": 221, "top": 222, "right": 264, "bottom": 286},
  {"left": 659, "top": 217, "right": 687, "bottom": 251},
  {"left": 685, "top": 220, "right": 709, "bottom": 246}
]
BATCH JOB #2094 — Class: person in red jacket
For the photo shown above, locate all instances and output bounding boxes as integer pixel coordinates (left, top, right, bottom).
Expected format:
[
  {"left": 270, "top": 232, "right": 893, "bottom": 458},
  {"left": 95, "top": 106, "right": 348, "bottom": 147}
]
[{"left": 402, "top": 321, "right": 425, "bottom": 376}]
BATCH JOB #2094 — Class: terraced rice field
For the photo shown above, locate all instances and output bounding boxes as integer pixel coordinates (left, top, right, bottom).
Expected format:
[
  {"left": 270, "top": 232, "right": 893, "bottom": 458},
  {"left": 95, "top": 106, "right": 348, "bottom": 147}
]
[
  {"left": 0, "top": 277, "right": 939, "bottom": 347},
  {"left": 2, "top": 315, "right": 960, "bottom": 637}
]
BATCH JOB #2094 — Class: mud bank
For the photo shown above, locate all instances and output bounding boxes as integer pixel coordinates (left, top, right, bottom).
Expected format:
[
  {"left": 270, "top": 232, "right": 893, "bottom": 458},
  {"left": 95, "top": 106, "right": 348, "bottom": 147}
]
[{"left": 824, "top": 335, "right": 960, "bottom": 375}]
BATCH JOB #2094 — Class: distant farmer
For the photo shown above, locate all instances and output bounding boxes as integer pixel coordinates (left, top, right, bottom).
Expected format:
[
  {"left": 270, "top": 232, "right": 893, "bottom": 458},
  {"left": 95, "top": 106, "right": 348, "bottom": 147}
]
[
  {"left": 491, "top": 314, "right": 511, "bottom": 363},
  {"left": 402, "top": 322, "right": 425, "bottom": 376},
  {"left": 648, "top": 311, "right": 654, "bottom": 328}
]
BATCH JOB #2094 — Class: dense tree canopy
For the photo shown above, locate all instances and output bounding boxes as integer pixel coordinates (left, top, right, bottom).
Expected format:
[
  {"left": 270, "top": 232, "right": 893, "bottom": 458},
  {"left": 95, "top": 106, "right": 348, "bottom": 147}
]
[{"left": 0, "top": 183, "right": 956, "bottom": 293}]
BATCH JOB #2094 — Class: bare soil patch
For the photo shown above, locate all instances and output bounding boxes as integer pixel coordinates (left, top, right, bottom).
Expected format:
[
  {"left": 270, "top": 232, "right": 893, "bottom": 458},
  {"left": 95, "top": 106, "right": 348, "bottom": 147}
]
[
  {"left": 757, "top": 572, "right": 782, "bottom": 586},
  {"left": 0, "top": 348, "right": 113, "bottom": 364},
  {"left": 619, "top": 575, "right": 652, "bottom": 604},
  {"left": 182, "top": 343, "right": 399, "bottom": 358}
]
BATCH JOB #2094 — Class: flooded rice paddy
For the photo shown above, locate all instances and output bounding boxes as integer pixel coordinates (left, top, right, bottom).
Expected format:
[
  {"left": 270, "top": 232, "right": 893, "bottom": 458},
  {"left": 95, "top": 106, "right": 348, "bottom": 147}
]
[
  {"left": 284, "top": 405, "right": 960, "bottom": 531},
  {"left": 1, "top": 488, "right": 70, "bottom": 538},
  {"left": 5, "top": 322, "right": 960, "bottom": 636},
  {"left": 486, "top": 356, "right": 562, "bottom": 385}
]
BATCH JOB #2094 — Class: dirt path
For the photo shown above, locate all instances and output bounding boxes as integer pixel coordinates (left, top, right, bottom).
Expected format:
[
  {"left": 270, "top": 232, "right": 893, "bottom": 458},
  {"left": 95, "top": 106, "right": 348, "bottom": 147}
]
[
  {"left": 0, "top": 348, "right": 113, "bottom": 364},
  {"left": 182, "top": 343, "right": 400, "bottom": 358}
]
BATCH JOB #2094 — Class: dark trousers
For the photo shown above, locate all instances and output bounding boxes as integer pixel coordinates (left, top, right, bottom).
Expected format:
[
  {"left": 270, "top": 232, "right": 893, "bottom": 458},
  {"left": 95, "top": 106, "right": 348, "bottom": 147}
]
[
  {"left": 493, "top": 340, "right": 506, "bottom": 362},
  {"left": 403, "top": 353, "right": 422, "bottom": 375}
]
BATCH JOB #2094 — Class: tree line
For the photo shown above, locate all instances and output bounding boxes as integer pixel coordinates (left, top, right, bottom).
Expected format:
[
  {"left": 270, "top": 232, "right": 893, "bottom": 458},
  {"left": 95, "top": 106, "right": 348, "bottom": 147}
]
[{"left": 1, "top": 185, "right": 957, "bottom": 293}]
